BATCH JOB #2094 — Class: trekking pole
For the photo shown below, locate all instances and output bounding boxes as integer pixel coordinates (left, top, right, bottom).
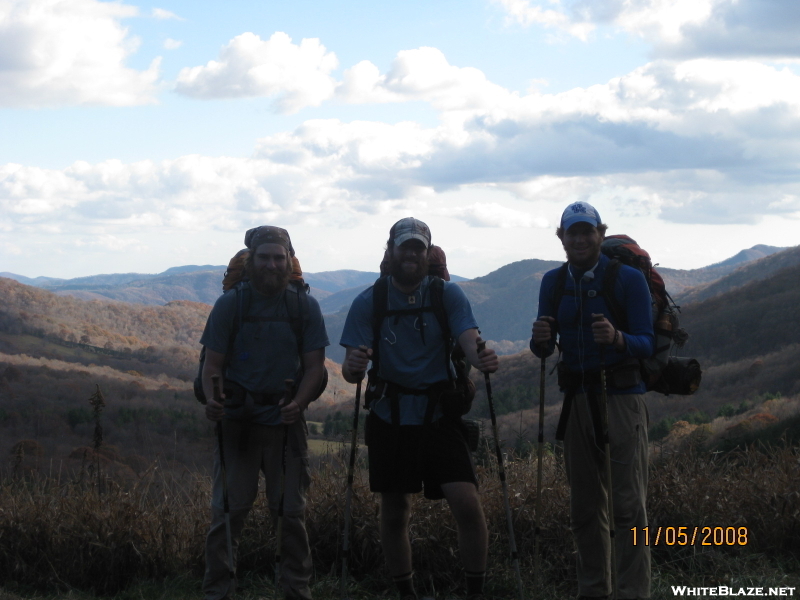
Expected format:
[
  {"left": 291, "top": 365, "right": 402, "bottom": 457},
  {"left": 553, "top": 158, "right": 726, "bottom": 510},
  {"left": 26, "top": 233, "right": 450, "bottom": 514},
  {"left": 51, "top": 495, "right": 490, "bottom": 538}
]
[
  {"left": 534, "top": 347, "right": 546, "bottom": 588},
  {"left": 593, "top": 315, "right": 618, "bottom": 600},
  {"left": 340, "top": 345, "right": 368, "bottom": 600},
  {"left": 477, "top": 339, "right": 525, "bottom": 600},
  {"left": 275, "top": 379, "right": 294, "bottom": 590},
  {"left": 211, "top": 375, "right": 235, "bottom": 587}
]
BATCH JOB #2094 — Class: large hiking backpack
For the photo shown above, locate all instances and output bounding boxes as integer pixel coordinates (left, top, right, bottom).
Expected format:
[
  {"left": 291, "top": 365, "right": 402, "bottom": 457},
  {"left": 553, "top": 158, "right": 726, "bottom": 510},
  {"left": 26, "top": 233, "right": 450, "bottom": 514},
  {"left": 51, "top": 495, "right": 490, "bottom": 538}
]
[
  {"left": 193, "top": 278, "right": 328, "bottom": 404},
  {"left": 601, "top": 235, "right": 700, "bottom": 395},
  {"left": 365, "top": 275, "right": 475, "bottom": 416},
  {"left": 552, "top": 235, "right": 701, "bottom": 395}
]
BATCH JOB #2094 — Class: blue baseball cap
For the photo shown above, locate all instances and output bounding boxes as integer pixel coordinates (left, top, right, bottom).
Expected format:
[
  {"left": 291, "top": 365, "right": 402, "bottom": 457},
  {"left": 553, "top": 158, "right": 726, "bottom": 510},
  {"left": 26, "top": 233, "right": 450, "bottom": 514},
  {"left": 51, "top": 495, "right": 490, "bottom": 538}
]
[{"left": 560, "top": 202, "right": 602, "bottom": 231}]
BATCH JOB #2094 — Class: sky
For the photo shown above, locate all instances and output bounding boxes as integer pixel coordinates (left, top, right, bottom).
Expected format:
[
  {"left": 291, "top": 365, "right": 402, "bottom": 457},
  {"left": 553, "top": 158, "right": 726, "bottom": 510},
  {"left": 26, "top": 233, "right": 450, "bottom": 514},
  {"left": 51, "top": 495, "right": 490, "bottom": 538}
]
[{"left": 1, "top": 0, "right": 800, "bottom": 279}]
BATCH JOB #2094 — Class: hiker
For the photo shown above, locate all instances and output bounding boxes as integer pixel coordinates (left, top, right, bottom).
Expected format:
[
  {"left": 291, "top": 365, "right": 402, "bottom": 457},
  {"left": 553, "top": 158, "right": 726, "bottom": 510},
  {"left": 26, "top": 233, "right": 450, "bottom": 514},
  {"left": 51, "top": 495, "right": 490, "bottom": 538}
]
[
  {"left": 531, "top": 202, "right": 654, "bottom": 600},
  {"left": 340, "top": 217, "right": 498, "bottom": 600},
  {"left": 380, "top": 244, "right": 449, "bottom": 280},
  {"left": 200, "top": 226, "right": 329, "bottom": 600}
]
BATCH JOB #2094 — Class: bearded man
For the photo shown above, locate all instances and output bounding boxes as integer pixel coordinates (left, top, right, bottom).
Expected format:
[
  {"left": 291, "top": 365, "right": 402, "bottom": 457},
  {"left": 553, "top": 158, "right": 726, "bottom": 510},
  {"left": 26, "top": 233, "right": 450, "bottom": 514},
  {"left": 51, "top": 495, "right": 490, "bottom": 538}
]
[
  {"left": 340, "top": 217, "right": 499, "bottom": 600},
  {"left": 532, "top": 202, "right": 654, "bottom": 600},
  {"left": 200, "top": 226, "right": 328, "bottom": 600}
]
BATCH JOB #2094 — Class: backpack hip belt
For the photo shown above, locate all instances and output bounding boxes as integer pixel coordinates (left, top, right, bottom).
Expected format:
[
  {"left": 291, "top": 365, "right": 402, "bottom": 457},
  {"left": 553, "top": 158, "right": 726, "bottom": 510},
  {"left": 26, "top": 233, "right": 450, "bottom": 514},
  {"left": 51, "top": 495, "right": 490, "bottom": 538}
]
[
  {"left": 556, "top": 357, "right": 642, "bottom": 391},
  {"left": 222, "top": 381, "right": 287, "bottom": 408},
  {"left": 554, "top": 359, "right": 640, "bottom": 442}
]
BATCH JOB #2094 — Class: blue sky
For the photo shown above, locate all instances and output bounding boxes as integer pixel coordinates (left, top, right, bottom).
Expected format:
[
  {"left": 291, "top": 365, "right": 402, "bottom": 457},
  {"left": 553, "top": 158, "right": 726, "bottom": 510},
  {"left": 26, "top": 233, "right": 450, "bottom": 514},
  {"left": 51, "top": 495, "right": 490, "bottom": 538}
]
[{"left": 2, "top": 0, "right": 799, "bottom": 279}]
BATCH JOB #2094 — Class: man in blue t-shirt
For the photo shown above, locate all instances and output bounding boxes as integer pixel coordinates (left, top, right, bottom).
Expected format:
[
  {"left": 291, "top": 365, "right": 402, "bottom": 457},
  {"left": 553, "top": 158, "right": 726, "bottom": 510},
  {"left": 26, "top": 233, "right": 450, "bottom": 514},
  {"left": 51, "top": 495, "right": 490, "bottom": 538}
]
[
  {"left": 531, "top": 202, "right": 655, "bottom": 600},
  {"left": 340, "top": 218, "right": 498, "bottom": 600},
  {"left": 201, "top": 226, "right": 329, "bottom": 600}
]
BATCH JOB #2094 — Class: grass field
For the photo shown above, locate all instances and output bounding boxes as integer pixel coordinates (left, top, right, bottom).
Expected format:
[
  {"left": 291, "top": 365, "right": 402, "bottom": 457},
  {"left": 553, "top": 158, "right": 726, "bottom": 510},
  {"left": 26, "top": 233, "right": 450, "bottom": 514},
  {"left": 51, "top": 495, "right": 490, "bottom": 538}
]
[
  {"left": 2, "top": 438, "right": 799, "bottom": 600},
  {"left": 307, "top": 437, "right": 345, "bottom": 455}
]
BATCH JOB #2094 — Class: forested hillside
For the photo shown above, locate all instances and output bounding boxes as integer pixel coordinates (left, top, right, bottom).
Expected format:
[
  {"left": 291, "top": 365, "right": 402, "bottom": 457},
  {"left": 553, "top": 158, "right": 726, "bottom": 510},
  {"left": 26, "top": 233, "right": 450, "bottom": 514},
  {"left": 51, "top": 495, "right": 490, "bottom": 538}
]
[
  {"left": 467, "top": 255, "right": 800, "bottom": 447},
  {"left": 0, "top": 277, "right": 208, "bottom": 374},
  {"left": 677, "top": 245, "right": 800, "bottom": 305}
]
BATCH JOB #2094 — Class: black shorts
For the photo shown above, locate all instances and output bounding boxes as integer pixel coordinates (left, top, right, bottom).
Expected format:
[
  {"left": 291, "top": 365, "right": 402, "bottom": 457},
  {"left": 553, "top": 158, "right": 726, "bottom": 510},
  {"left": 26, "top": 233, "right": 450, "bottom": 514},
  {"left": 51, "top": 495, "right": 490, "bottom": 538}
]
[{"left": 364, "top": 412, "right": 478, "bottom": 500}]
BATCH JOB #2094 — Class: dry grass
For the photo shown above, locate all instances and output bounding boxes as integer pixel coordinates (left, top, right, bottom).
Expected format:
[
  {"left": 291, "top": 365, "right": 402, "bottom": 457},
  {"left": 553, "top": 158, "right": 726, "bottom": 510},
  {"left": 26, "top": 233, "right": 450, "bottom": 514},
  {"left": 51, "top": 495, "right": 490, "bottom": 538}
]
[{"left": 1, "top": 438, "right": 799, "bottom": 599}]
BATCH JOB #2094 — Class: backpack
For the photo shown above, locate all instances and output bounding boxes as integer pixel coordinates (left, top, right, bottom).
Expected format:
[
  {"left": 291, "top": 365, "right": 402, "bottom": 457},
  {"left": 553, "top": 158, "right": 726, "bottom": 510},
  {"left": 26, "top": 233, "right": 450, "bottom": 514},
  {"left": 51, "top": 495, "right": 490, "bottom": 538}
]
[
  {"left": 552, "top": 234, "right": 701, "bottom": 395},
  {"left": 193, "top": 279, "right": 328, "bottom": 404},
  {"left": 365, "top": 275, "right": 475, "bottom": 416}
]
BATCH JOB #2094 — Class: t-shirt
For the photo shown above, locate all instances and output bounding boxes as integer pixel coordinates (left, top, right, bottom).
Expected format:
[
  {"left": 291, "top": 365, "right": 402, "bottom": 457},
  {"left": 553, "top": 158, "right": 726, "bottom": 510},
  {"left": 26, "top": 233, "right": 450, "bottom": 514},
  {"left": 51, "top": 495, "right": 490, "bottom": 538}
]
[
  {"left": 531, "top": 254, "right": 654, "bottom": 394},
  {"left": 340, "top": 276, "right": 479, "bottom": 425},
  {"left": 200, "top": 282, "right": 329, "bottom": 425}
]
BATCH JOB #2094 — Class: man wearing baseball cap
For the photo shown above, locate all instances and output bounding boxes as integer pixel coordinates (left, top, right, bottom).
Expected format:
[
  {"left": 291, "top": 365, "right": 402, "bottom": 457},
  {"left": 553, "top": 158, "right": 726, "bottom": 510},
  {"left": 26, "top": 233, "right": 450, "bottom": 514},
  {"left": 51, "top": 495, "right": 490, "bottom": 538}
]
[
  {"left": 201, "top": 225, "right": 329, "bottom": 600},
  {"left": 531, "top": 203, "right": 654, "bottom": 599},
  {"left": 340, "top": 217, "right": 499, "bottom": 600}
]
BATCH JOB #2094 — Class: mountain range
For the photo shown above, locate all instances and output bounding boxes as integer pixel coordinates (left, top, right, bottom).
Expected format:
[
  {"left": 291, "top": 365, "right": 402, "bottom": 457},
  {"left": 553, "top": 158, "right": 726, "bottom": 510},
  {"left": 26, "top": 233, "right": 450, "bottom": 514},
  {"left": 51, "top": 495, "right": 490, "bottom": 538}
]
[
  {"left": 4, "top": 243, "right": 778, "bottom": 306},
  {"left": 2, "top": 242, "right": 800, "bottom": 449},
  {"left": 1, "top": 243, "right": 793, "bottom": 364}
]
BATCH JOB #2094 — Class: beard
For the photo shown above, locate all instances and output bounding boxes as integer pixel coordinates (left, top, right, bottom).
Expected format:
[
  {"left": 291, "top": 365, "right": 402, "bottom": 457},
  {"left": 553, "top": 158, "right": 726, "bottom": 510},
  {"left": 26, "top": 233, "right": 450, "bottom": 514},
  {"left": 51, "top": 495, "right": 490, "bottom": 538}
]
[
  {"left": 247, "top": 262, "right": 291, "bottom": 295},
  {"left": 390, "top": 251, "right": 429, "bottom": 287},
  {"left": 563, "top": 236, "right": 603, "bottom": 269}
]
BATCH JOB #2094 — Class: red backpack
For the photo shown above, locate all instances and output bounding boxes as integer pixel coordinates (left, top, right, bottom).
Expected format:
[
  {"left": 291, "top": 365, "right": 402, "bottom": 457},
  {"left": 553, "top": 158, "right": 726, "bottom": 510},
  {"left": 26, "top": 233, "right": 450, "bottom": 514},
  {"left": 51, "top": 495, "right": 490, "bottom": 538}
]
[{"left": 600, "top": 235, "right": 700, "bottom": 395}]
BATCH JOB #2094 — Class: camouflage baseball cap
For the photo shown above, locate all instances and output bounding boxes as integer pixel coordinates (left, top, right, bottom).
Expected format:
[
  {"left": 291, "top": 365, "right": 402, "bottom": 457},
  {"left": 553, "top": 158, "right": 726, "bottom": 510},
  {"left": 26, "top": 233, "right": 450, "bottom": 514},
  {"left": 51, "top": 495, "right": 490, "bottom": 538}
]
[
  {"left": 390, "top": 217, "right": 431, "bottom": 248},
  {"left": 244, "top": 226, "right": 295, "bottom": 256}
]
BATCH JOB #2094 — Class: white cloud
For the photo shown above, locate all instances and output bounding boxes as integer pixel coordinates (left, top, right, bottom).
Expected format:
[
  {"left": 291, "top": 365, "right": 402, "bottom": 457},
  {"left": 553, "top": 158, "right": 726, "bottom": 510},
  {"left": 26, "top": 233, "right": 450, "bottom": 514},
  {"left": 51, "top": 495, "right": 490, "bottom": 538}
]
[
  {"left": 4, "top": 45, "right": 800, "bottom": 240},
  {"left": 339, "top": 47, "right": 518, "bottom": 112},
  {"left": 174, "top": 32, "right": 338, "bottom": 113},
  {"left": 491, "top": 0, "right": 800, "bottom": 59},
  {"left": 164, "top": 38, "right": 183, "bottom": 50},
  {"left": 494, "top": 0, "right": 719, "bottom": 43},
  {"left": 491, "top": 0, "right": 595, "bottom": 40},
  {"left": 151, "top": 8, "right": 182, "bottom": 20},
  {"left": 442, "top": 201, "right": 550, "bottom": 228},
  {"left": 73, "top": 233, "right": 148, "bottom": 252},
  {"left": 0, "top": 0, "right": 160, "bottom": 107}
]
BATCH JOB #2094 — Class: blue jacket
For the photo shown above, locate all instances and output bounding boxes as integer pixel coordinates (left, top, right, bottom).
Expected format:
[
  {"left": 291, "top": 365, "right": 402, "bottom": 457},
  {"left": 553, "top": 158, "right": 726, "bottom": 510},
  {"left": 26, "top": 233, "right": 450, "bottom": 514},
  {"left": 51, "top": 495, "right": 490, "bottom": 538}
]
[{"left": 530, "top": 254, "right": 655, "bottom": 394}]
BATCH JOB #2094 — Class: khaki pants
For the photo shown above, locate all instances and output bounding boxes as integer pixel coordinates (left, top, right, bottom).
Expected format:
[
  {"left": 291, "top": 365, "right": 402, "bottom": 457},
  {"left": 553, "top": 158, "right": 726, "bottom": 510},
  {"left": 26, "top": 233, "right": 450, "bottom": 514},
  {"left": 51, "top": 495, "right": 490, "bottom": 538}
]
[
  {"left": 563, "top": 393, "right": 650, "bottom": 600},
  {"left": 203, "top": 419, "right": 313, "bottom": 600}
]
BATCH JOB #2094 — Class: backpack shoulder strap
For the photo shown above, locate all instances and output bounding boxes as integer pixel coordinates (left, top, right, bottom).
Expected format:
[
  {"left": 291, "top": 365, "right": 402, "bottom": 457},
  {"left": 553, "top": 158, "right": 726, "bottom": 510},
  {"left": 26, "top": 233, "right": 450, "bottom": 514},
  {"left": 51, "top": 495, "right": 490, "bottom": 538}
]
[
  {"left": 284, "top": 280, "right": 307, "bottom": 357},
  {"left": 233, "top": 282, "right": 249, "bottom": 347},
  {"left": 370, "top": 275, "right": 390, "bottom": 374},
  {"left": 427, "top": 276, "right": 454, "bottom": 382},
  {"left": 220, "top": 282, "right": 249, "bottom": 368},
  {"left": 550, "top": 262, "right": 569, "bottom": 332},
  {"left": 600, "top": 259, "right": 626, "bottom": 330}
]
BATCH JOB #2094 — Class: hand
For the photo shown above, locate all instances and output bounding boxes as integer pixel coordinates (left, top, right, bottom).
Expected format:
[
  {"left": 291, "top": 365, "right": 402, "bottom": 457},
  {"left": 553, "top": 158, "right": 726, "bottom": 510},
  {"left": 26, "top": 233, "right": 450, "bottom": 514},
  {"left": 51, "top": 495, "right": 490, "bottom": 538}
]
[
  {"left": 205, "top": 396, "right": 225, "bottom": 422},
  {"left": 475, "top": 336, "right": 499, "bottom": 374},
  {"left": 346, "top": 346, "right": 372, "bottom": 379},
  {"left": 281, "top": 399, "right": 303, "bottom": 425},
  {"left": 591, "top": 314, "right": 616, "bottom": 346},
  {"left": 532, "top": 316, "right": 555, "bottom": 346}
]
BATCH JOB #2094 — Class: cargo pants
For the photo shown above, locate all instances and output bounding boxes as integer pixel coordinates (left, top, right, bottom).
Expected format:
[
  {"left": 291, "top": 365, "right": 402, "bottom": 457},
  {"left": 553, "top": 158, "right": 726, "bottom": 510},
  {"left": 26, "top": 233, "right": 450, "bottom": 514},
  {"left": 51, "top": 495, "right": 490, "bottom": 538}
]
[
  {"left": 203, "top": 419, "right": 313, "bottom": 600},
  {"left": 563, "top": 393, "right": 650, "bottom": 600}
]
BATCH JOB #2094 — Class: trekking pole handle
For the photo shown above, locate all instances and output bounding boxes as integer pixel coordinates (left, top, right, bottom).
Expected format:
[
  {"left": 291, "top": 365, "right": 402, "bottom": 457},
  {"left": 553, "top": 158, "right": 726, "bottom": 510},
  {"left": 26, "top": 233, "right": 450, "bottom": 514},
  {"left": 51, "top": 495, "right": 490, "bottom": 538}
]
[
  {"left": 477, "top": 339, "right": 486, "bottom": 354},
  {"left": 593, "top": 313, "right": 605, "bottom": 323},
  {"left": 211, "top": 375, "right": 221, "bottom": 403},
  {"left": 283, "top": 379, "right": 294, "bottom": 406},
  {"left": 357, "top": 345, "right": 369, "bottom": 381}
]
